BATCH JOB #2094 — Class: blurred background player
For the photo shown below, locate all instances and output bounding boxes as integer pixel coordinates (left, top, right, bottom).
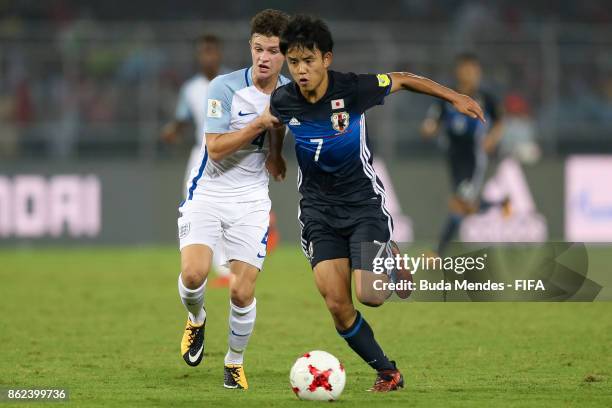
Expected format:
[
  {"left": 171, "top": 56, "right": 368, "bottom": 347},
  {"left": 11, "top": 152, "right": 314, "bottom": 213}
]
[
  {"left": 421, "top": 53, "right": 507, "bottom": 255},
  {"left": 160, "top": 34, "right": 232, "bottom": 285},
  {"left": 161, "top": 34, "right": 222, "bottom": 188},
  {"left": 176, "top": 9, "right": 289, "bottom": 390}
]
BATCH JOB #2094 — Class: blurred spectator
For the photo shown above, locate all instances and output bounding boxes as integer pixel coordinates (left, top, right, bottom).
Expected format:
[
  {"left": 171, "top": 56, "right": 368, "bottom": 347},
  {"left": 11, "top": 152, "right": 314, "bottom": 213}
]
[
  {"left": 598, "top": 77, "right": 612, "bottom": 123},
  {"left": 1, "top": 0, "right": 611, "bottom": 159},
  {"left": 0, "top": 83, "right": 18, "bottom": 158},
  {"left": 13, "top": 79, "right": 33, "bottom": 124},
  {"left": 499, "top": 93, "right": 541, "bottom": 164}
]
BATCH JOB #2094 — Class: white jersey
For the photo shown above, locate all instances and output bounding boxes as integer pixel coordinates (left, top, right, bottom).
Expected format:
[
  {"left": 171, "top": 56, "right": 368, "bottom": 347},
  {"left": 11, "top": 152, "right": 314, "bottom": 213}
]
[
  {"left": 183, "top": 67, "right": 290, "bottom": 202},
  {"left": 175, "top": 74, "right": 210, "bottom": 146}
]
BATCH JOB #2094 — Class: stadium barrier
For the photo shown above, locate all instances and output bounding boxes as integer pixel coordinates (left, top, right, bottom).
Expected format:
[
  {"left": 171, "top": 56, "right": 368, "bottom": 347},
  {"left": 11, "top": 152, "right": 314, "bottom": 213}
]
[{"left": 0, "top": 156, "right": 579, "bottom": 246}]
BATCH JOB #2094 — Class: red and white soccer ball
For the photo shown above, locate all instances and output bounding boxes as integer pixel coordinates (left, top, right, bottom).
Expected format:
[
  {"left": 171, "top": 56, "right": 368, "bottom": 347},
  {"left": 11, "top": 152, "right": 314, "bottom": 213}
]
[{"left": 289, "top": 350, "right": 346, "bottom": 401}]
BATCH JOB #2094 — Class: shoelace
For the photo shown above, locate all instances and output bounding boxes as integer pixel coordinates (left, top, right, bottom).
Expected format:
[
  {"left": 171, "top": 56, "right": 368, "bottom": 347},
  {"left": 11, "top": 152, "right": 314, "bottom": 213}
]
[
  {"left": 228, "top": 366, "right": 241, "bottom": 382},
  {"left": 373, "top": 372, "right": 395, "bottom": 389},
  {"left": 186, "top": 325, "right": 198, "bottom": 344}
]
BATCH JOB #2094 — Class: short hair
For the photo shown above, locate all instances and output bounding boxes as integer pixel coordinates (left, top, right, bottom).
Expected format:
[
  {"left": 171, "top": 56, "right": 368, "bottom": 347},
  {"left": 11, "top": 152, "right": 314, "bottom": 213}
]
[
  {"left": 455, "top": 52, "right": 480, "bottom": 65},
  {"left": 250, "top": 9, "right": 289, "bottom": 38},
  {"left": 196, "top": 34, "right": 221, "bottom": 47},
  {"left": 280, "top": 14, "right": 334, "bottom": 55}
]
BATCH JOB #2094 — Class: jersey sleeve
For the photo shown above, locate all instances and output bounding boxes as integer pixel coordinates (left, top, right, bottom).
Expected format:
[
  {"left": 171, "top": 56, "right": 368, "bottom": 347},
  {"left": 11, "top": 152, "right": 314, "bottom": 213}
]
[
  {"left": 356, "top": 73, "right": 393, "bottom": 113},
  {"left": 269, "top": 87, "right": 287, "bottom": 124},
  {"left": 174, "top": 83, "right": 192, "bottom": 122},
  {"left": 204, "top": 76, "right": 233, "bottom": 134}
]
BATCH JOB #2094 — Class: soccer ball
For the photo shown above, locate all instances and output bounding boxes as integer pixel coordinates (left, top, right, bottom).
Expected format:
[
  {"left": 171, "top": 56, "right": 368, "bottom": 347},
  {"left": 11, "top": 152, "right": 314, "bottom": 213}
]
[{"left": 289, "top": 350, "right": 346, "bottom": 401}]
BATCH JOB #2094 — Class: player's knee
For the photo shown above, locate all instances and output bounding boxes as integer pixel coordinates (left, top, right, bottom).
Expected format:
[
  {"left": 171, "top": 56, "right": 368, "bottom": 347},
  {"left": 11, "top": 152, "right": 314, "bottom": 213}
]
[
  {"left": 355, "top": 281, "right": 385, "bottom": 307},
  {"left": 450, "top": 196, "right": 472, "bottom": 214},
  {"left": 180, "top": 262, "right": 207, "bottom": 289},
  {"left": 354, "top": 278, "right": 387, "bottom": 307},
  {"left": 230, "top": 285, "right": 254, "bottom": 308},
  {"left": 325, "top": 298, "right": 354, "bottom": 321},
  {"left": 356, "top": 294, "right": 384, "bottom": 308}
]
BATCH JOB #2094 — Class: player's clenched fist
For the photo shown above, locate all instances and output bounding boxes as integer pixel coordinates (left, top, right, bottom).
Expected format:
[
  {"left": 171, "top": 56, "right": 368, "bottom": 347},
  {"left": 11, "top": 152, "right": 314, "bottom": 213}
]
[
  {"left": 255, "top": 106, "right": 281, "bottom": 130},
  {"left": 450, "top": 93, "right": 486, "bottom": 123}
]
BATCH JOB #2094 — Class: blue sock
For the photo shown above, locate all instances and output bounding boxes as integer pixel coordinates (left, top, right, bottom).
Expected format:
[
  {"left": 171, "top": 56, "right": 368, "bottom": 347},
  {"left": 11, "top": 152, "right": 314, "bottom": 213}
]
[
  {"left": 337, "top": 311, "right": 394, "bottom": 371},
  {"left": 437, "top": 213, "right": 462, "bottom": 255}
]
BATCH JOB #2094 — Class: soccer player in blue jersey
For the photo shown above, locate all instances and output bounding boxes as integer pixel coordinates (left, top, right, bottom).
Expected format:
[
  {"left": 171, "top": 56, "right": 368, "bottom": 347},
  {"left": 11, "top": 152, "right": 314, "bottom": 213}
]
[
  {"left": 421, "top": 53, "right": 506, "bottom": 256},
  {"left": 270, "top": 15, "right": 484, "bottom": 392}
]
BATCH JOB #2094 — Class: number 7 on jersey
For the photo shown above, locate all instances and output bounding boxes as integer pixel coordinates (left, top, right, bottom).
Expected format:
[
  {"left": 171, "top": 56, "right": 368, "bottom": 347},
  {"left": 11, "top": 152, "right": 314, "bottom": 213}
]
[{"left": 310, "top": 138, "right": 323, "bottom": 162}]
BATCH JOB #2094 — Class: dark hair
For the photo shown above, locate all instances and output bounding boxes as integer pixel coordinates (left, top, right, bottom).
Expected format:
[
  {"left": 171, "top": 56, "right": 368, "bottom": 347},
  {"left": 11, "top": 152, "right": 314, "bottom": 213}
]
[
  {"left": 280, "top": 14, "right": 334, "bottom": 55},
  {"left": 196, "top": 34, "right": 221, "bottom": 47},
  {"left": 250, "top": 9, "right": 289, "bottom": 38},
  {"left": 455, "top": 52, "right": 480, "bottom": 65}
]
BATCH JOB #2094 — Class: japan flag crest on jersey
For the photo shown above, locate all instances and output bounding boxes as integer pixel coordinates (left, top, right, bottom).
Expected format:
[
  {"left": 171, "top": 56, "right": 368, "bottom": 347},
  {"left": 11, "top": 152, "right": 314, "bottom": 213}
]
[
  {"left": 331, "top": 111, "right": 350, "bottom": 133},
  {"left": 331, "top": 98, "right": 345, "bottom": 109}
]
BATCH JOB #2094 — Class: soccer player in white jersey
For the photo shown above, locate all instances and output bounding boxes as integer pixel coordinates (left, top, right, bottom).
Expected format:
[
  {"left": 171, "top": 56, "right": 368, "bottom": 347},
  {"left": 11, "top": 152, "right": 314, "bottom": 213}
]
[
  {"left": 176, "top": 9, "right": 289, "bottom": 390},
  {"left": 161, "top": 34, "right": 222, "bottom": 185},
  {"left": 161, "top": 34, "right": 231, "bottom": 282}
]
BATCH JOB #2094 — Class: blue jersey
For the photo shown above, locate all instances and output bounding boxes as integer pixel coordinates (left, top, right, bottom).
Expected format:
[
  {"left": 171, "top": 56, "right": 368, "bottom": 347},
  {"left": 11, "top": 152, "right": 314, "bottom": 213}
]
[
  {"left": 426, "top": 89, "right": 501, "bottom": 161},
  {"left": 270, "top": 70, "right": 392, "bottom": 205}
]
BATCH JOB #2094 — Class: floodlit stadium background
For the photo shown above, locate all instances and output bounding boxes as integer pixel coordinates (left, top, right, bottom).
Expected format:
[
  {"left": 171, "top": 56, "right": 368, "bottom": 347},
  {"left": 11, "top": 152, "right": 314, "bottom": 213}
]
[
  {"left": 1, "top": 0, "right": 611, "bottom": 245},
  {"left": 0, "top": 0, "right": 612, "bottom": 245},
  {"left": 1, "top": 2, "right": 611, "bottom": 406}
]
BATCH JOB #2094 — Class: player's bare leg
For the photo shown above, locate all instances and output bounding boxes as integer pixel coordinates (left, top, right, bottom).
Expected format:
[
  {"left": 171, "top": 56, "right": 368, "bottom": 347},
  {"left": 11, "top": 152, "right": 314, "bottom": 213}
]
[
  {"left": 439, "top": 192, "right": 512, "bottom": 257},
  {"left": 313, "top": 259, "right": 403, "bottom": 392},
  {"left": 354, "top": 240, "right": 413, "bottom": 304},
  {"left": 354, "top": 269, "right": 391, "bottom": 307},
  {"left": 179, "top": 244, "right": 212, "bottom": 366},
  {"left": 313, "top": 259, "right": 355, "bottom": 329},
  {"left": 223, "top": 260, "right": 259, "bottom": 390}
]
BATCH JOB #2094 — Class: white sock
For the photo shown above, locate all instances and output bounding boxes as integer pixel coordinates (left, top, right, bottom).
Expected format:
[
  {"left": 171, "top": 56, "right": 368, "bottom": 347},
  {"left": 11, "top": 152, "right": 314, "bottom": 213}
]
[
  {"left": 225, "top": 298, "right": 257, "bottom": 365},
  {"left": 178, "top": 274, "right": 207, "bottom": 325}
]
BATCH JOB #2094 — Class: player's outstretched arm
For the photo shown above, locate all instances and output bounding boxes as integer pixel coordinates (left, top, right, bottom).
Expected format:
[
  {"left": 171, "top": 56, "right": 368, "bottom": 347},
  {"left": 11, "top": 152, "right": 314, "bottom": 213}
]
[
  {"left": 388, "top": 72, "right": 486, "bottom": 123},
  {"left": 206, "top": 111, "right": 280, "bottom": 162}
]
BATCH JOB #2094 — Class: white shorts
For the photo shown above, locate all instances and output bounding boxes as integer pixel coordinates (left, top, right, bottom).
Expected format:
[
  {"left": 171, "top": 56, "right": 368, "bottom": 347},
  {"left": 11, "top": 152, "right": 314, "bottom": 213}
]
[
  {"left": 178, "top": 198, "right": 271, "bottom": 270},
  {"left": 182, "top": 145, "right": 228, "bottom": 273}
]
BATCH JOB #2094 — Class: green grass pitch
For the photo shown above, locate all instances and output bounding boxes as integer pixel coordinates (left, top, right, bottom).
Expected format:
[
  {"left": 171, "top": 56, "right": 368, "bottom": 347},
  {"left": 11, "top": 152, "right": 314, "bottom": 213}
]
[{"left": 0, "top": 246, "right": 610, "bottom": 407}]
